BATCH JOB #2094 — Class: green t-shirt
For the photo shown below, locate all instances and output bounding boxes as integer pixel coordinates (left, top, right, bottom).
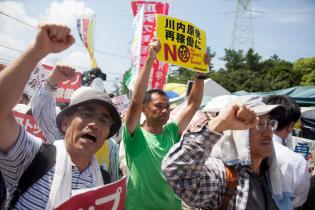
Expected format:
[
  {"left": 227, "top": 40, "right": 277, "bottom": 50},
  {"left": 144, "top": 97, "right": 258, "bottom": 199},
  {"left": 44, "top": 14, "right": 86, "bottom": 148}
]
[{"left": 123, "top": 122, "right": 181, "bottom": 210}]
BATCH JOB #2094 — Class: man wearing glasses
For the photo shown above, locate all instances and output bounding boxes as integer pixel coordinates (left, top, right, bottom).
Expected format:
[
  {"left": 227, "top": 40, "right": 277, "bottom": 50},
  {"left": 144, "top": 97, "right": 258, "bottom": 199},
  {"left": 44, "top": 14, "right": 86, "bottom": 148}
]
[
  {"left": 0, "top": 24, "right": 121, "bottom": 209},
  {"left": 162, "top": 96, "right": 297, "bottom": 210},
  {"left": 263, "top": 95, "right": 309, "bottom": 208}
]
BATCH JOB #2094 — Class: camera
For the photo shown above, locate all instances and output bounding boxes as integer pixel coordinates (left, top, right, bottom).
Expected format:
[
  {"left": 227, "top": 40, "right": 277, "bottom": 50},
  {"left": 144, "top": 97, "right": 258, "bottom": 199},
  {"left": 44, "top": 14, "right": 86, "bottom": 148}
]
[{"left": 82, "top": 67, "right": 107, "bottom": 86}]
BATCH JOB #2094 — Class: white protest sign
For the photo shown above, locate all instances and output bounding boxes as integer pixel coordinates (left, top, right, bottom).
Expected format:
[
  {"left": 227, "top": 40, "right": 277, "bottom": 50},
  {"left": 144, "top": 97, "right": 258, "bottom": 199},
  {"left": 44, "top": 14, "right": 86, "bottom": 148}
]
[{"left": 112, "top": 95, "right": 129, "bottom": 115}]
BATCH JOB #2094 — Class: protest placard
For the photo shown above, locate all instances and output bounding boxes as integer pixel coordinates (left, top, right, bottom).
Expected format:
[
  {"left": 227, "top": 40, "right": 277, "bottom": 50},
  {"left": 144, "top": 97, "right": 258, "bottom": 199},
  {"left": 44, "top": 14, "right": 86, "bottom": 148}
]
[
  {"left": 287, "top": 136, "right": 315, "bottom": 159},
  {"left": 56, "top": 72, "right": 82, "bottom": 103},
  {"left": 112, "top": 95, "right": 129, "bottom": 115},
  {"left": 286, "top": 136, "right": 315, "bottom": 175},
  {"left": 24, "top": 63, "right": 53, "bottom": 97},
  {"left": 129, "top": 1, "right": 169, "bottom": 90},
  {"left": 55, "top": 176, "right": 126, "bottom": 210},
  {"left": 156, "top": 15, "right": 208, "bottom": 73},
  {"left": 13, "top": 111, "right": 46, "bottom": 141},
  {"left": 22, "top": 63, "right": 82, "bottom": 103}
]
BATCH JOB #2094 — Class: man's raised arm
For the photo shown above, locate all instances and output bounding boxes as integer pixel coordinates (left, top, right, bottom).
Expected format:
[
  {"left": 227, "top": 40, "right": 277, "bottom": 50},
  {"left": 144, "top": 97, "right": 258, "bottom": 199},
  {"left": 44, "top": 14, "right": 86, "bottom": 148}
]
[
  {"left": 125, "top": 39, "right": 160, "bottom": 135},
  {"left": 31, "top": 65, "right": 75, "bottom": 143},
  {"left": 0, "top": 24, "right": 74, "bottom": 152},
  {"left": 176, "top": 53, "right": 210, "bottom": 134}
]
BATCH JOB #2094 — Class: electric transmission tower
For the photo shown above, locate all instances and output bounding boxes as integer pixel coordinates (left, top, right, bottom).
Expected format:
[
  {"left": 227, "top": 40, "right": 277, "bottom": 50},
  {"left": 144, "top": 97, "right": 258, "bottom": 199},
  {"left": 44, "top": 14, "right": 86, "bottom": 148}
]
[{"left": 230, "top": 0, "right": 254, "bottom": 50}]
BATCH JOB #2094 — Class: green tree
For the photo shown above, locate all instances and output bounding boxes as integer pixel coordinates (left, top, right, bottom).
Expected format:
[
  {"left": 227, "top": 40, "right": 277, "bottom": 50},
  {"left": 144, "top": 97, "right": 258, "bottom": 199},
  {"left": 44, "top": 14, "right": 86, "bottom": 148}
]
[
  {"left": 220, "top": 49, "right": 245, "bottom": 72},
  {"left": 293, "top": 57, "right": 315, "bottom": 85},
  {"left": 209, "top": 49, "right": 305, "bottom": 93},
  {"left": 168, "top": 50, "right": 215, "bottom": 84},
  {"left": 245, "top": 48, "right": 262, "bottom": 72}
]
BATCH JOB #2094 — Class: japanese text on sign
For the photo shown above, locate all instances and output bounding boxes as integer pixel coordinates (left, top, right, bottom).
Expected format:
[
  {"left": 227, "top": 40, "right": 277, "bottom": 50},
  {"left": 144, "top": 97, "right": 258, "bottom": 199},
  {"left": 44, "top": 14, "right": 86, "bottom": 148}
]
[{"left": 156, "top": 15, "right": 208, "bottom": 73}]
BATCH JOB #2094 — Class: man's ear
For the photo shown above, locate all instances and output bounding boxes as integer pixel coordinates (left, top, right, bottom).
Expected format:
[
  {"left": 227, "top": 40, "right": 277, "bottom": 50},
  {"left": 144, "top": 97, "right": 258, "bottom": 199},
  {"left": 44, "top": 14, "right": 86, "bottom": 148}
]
[
  {"left": 286, "top": 122, "right": 295, "bottom": 132},
  {"left": 142, "top": 105, "right": 147, "bottom": 116}
]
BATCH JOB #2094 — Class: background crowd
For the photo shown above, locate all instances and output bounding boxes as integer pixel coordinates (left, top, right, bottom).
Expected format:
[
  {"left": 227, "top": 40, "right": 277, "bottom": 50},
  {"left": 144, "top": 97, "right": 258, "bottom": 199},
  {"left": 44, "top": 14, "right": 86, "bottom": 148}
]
[{"left": 0, "top": 23, "right": 314, "bottom": 210}]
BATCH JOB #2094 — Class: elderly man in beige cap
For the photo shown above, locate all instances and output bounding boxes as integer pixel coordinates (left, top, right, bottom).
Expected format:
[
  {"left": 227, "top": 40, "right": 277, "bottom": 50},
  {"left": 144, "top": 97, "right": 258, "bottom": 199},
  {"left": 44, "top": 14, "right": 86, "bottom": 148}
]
[{"left": 0, "top": 24, "right": 121, "bottom": 209}]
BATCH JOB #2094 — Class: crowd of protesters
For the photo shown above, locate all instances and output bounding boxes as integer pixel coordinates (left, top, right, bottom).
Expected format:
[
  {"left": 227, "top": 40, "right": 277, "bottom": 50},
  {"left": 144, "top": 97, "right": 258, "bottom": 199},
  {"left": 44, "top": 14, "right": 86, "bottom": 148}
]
[{"left": 0, "top": 23, "right": 314, "bottom": 210}]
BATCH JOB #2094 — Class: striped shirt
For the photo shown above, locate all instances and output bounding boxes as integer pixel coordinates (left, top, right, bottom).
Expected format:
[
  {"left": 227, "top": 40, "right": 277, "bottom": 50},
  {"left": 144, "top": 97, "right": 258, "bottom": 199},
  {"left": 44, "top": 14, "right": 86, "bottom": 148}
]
[{"left": 0, "top": 127, "right": 95, "bottom": 209}]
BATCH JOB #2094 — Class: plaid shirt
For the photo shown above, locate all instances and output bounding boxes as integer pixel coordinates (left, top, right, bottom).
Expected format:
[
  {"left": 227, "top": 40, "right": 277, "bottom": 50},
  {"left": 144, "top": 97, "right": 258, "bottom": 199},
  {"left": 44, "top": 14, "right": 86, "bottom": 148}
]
[{"left": 162, "top": 125, "right": 252, "bottom": 210}]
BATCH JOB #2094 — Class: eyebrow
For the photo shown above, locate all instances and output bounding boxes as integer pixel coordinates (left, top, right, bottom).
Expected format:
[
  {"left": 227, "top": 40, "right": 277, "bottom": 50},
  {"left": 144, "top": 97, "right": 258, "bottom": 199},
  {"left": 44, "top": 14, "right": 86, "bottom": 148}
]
[{"left": 101, "top": 113, "right": 112, "bottom": 119}]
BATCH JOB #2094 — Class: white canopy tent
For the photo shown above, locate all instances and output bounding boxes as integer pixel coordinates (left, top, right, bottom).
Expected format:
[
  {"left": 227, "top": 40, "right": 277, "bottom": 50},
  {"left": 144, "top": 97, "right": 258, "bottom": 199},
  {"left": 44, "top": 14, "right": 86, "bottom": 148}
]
[{"left": 203, "top": 78, "right": 230, "bottom": 98}]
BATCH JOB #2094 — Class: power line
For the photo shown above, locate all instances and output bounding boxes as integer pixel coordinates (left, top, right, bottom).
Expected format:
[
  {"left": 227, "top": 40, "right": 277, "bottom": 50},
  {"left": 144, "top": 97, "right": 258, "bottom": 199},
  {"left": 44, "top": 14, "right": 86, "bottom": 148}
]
[
  {"left": 0, "top": 11, "right": 37, "bottom": 29},
  {"left": 0, "top": 45, "right": 124, "bottom": 75},
  {"left": 0, "top": 43, "right": 23, "bottom": 53},
  {"left": 0, "top": 10, "right": 130, "bottom": 60}
]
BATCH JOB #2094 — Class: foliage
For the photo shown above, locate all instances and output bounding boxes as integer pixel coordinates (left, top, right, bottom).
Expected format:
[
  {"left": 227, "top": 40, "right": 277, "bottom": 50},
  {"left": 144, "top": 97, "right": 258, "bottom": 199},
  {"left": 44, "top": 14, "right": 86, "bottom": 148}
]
[
  {"left": 115, "top": 50, "right": 314, "bottom": 94},
  {"left": 209, "top": 48, "right": 308, "bottom": 92},
  {"left": 293, "top": 57, "right": 315, "bottom": 85}
]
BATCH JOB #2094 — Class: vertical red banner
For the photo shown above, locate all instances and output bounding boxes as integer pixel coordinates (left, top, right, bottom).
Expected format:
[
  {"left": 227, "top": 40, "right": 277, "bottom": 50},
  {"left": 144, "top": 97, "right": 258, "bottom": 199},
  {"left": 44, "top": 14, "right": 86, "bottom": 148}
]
[{"left": 131, "top": 1, "right": 169, "bottom": 90}]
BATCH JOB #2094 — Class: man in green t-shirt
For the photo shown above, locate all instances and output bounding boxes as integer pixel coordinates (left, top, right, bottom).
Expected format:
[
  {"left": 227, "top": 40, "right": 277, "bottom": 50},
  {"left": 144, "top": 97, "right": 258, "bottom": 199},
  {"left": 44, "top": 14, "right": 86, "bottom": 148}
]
[{"left": 123, "top": 38, "right": 209, "bottom": 210}]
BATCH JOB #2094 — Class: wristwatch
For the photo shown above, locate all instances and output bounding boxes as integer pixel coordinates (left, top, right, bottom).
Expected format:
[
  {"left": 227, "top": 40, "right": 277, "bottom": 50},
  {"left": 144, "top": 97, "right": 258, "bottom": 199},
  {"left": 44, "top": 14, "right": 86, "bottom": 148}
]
[{"left": 196, "top": 75, "right": 207, "bottom": 80}]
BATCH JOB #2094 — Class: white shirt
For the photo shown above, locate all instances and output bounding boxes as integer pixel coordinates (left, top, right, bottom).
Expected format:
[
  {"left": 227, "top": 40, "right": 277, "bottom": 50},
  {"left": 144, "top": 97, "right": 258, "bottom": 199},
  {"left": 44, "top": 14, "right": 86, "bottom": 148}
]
[
  {"left": 273, "top": 134, "right": 310, "bottom": 207},
  {"left": 0, "top": 127, "right": 94, "bottom": 210}
]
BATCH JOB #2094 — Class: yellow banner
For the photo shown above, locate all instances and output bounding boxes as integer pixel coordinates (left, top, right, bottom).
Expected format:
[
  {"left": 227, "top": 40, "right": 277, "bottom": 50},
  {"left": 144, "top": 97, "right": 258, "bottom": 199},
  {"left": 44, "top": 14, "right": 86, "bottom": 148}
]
[{"left": 156, "top": 15, "right": 208, "bottom": 73}]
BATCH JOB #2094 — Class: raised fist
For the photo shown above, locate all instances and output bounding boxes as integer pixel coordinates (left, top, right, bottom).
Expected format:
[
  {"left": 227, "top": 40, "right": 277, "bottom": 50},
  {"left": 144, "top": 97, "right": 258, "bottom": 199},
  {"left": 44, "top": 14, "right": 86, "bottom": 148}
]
[{"left": 33, "top": 24, "right": 75, "bottom": 56}]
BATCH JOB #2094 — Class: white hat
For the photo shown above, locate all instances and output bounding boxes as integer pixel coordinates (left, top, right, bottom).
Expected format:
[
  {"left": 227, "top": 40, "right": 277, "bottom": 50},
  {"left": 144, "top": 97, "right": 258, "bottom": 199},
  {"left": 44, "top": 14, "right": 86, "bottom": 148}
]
[
  {"left": 234, "top": 95, "right": 283, "bottom": 116},
  {"left": 56, "top": 86, "right": 121, "bottom": 138},
  {"left": 202, "top": 95, "right": 238, "bottom": 113}
]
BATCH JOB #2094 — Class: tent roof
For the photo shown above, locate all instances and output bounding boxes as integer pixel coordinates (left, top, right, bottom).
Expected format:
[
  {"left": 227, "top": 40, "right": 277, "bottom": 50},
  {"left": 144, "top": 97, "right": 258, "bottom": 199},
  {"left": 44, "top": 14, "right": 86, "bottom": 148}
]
[
  {"left": 203, "top": 78, "right": 230, "bottom": 97},
  {"left": 233, "top": 86, "right": 315, "bottom": 106}
]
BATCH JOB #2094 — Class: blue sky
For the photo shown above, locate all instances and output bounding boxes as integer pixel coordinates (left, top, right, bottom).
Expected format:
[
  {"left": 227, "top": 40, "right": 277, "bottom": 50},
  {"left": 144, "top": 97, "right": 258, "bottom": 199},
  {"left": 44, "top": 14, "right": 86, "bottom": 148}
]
[{"left": 0, "top": 0, "right": 314, "bottom": 92}]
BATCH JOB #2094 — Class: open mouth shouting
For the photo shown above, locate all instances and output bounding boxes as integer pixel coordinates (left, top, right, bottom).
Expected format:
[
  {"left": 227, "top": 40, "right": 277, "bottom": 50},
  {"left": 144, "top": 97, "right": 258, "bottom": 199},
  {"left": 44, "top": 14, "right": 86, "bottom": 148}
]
[{"left": 81, "top": 133, "right": 97, "bottom": 143}]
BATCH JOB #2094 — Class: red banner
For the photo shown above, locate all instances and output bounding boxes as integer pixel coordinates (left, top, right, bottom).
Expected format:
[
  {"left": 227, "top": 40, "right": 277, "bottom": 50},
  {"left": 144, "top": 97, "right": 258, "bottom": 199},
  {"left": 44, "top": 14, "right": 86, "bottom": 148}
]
[
  {"left": 131, "top": 1, "right": 169, "bottom": 90},
  {"left": 55, "top": 177, "right": 126, "bottom": 210},
  {"left": 13, "top": 111, "right": 46, "bottom": 141},
  {"left": 34, "top": 64, "right": 82, "bottom": 103},
  {"left": 56, "top": 72, "right": 82, "bottom": 103}
]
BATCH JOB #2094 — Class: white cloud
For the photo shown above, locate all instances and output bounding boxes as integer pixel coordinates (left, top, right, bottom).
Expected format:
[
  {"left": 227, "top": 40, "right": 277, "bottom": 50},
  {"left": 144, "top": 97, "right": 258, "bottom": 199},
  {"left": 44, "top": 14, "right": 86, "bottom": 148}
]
[
  {"left": 0, "top": 1, "right": 38, "bottom": 62},
  {"left": 62, "top": 51, "right": 91, "bottom": 73},
  {"left": 0, "top": 33, "right": 26, "bottom": 60},
  {"left": 42, "top": 1, "right": 94, "bottom": 28},
  {"left": 40, "top": 1, "right": 96, "bottom": 72},
  {"left": 0, "top": 1, "right": 38, "bottom": 35},
  {"left": 252, "top": 6, "right": 313, "bottom": 24},
  {"left": 41, "top": 50, "right": 91, "bottom": 73},
  {"left": 271, "top": 14, "right": 310, "bottom": 24},
  {"left": 0, "top": 1, "right": 95, "bottom": 69}
]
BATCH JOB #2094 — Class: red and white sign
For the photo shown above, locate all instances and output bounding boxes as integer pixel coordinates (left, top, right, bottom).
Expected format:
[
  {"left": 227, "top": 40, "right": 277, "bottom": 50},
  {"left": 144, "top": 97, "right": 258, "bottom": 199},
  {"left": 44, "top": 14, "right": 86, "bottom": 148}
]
[
  {"left": 13, "top": 111, "right": 46, "bottom": 141},
  {"left": 56, "top": 72, "right": 82, "bottom": 103},
  {"left": 55, "top": 176, "right": 126, "bottom": 210},
  {"left": 24, "top": 63, "right": 53, "bottom": 97},
  {"left": 24, "top": 63, "right": 82, "bottom": 103},
  {"left": 130, "top": 1, "right": 169, "bottom": 90},
  {"left": 112, "top": 95, "right": 129, "bottom": 115}
]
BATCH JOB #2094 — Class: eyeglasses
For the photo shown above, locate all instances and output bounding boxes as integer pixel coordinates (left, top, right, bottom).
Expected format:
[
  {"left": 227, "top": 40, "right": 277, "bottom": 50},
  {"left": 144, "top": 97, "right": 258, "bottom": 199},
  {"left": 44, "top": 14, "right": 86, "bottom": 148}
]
[
  {"left": 77, "top": 106, "right": 113, "bottom": 127},
  {"left": 256, "top": 119, "right": 278, "bottom": 131}
]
